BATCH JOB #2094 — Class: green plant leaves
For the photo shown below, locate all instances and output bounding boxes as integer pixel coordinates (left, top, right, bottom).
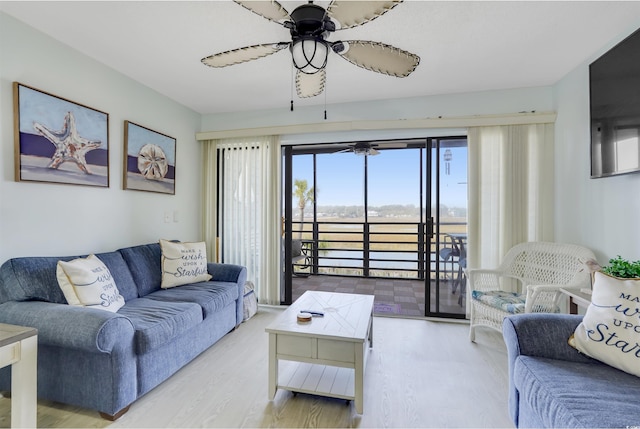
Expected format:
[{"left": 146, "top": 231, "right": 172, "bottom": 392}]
[{"left": 602, "top": 255, "right": 640, "bottom": 278}]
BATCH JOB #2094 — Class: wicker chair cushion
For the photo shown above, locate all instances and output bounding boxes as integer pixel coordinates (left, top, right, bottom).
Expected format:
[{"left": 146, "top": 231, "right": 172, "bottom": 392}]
[
  {"left": 471, "top": 290, "right": 526, "bottom": 314},
  {"left": 472, "top": 290, "right": 561, "bottom": 314}
]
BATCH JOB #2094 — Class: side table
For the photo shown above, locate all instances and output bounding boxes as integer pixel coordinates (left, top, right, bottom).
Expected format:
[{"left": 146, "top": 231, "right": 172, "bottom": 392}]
[
  {"left": 0, "top": 323, "right": 38, "bottom": 428},
  {"left": 559, "top": 288, "right": 591, "bottom": 314}
]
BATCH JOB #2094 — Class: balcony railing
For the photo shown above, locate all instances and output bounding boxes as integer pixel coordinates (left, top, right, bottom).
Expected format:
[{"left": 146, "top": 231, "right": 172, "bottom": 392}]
[{"left": 291, "top": 220, "right": 466, "bottom": 280}]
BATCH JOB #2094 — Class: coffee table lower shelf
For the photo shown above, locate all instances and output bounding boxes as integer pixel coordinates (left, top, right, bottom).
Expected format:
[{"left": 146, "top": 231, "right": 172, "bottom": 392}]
[
  {"left": 265, "top": 291, "right": 374, "bottom": 414},
  {"left": 277, "top": 360, "right": 356, "bottom": 401}
]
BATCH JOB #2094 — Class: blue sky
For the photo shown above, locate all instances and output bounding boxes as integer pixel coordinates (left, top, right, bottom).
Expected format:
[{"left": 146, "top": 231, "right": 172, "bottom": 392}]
[{"left": 292, "top": 146, "right": 468, "bottom": 208}]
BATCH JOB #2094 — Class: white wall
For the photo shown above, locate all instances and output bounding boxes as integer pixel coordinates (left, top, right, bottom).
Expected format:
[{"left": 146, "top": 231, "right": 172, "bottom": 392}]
[
  {"left": 201, "top": 86, "right": 556, "bottom": 147},
  {"left": 0, "top": 13, "right": 203, "bottom": 261},
  {"left": 201, "top": 86, "right": 555, "bottom": 134},
  {"left": 553, "top": 22, "right": 640, "bottom": 264}
]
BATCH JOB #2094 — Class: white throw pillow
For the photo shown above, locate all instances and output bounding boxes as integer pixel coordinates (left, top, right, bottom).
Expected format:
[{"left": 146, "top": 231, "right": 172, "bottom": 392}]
[
  {"left": 159, "top": 239, "right": 212, "bottom": 289},
  {"left": 569, "top": 271, "right": 640, "bottom": 377},
  {"left": 56, "top": 254, "right": 125, "bottom": 312}
]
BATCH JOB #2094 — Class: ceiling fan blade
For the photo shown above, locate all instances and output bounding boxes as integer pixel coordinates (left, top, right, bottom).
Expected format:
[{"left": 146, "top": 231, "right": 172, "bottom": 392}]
[
  {"left": 234, "top": 0, "right": 290, "bottom": 24},
  {"left": 377, "top": 142, "right": 407, "bottom": 148},
  {"left": 296, "top": 69, "right": 326, "bottom": 98},
  {"left": 327, "top": 1, "right": 402, "bottom": 29},
  {"left": 369, "top": 148, "right": 380, "bottom": 156},
  {"left": 335, "top": 40, "right": 420, "bottom": 77},
  {"left": 201, "top": 43, "right": 288, "bottom": 68}
]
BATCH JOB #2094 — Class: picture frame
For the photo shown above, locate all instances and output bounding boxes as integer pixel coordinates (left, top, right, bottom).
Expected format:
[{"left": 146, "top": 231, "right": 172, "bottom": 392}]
[
  {"left": 13, "top": 82, "right": 109, "bottom": 187},
  {"left": 123, "top": 121, "right": 176, "bottom": 194}
]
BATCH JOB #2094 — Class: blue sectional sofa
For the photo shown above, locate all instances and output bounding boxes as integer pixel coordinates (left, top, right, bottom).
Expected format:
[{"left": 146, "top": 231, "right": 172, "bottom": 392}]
[
  {"left": 503, "top": 313, "right": 640, "bottom": 428},
  {"left": 0, "top": 242, "right": 247, "bottom": 420}
]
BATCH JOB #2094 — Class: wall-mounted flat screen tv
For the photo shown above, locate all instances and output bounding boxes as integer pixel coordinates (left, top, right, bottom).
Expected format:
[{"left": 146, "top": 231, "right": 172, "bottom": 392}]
[{"left": 590, "top": 27, "right": 640, "bottom": 178}]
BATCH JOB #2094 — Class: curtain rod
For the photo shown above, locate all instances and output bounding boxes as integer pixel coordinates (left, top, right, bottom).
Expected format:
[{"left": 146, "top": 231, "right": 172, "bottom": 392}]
[{"left": 196, "top": 111, "right": 556, "bottom": 141}]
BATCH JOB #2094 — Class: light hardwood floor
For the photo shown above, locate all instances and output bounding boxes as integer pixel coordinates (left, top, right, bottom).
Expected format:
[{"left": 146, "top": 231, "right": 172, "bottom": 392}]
[{"left": 0, "top": 307, "right": 513, "bottom": 428}]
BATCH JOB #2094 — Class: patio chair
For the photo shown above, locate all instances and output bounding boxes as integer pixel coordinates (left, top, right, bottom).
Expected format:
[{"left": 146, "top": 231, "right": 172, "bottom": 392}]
[
  {"left": 468, "top": 241, "right": 595, "bottom": 341},
  {"left": 439, "top": 234, "right": 467, "bottom": 302},
  {"left": 292, "top": 239, "right": 312, "bottom": 277},
  {"left": 438, "top": 246, "right": 459, "bottom": 281}
]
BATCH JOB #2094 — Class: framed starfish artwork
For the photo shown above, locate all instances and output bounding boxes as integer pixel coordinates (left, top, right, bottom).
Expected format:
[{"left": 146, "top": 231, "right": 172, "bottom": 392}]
[
  {"left": 123, "top": 121, "right": 176, "bottom": 194},
  {"left": 13, "top": 82, "right": 109, "bottom": 187}
]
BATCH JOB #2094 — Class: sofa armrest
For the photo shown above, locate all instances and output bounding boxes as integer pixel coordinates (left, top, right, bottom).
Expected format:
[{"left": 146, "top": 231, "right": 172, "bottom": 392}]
[
  {"left": 207, "top": 263, "right": 247, "bottom": 285},
  {"left": 207, "top": 263, "right": 248, "bottom": 326},
  {"left": 502, "top": 313, "right": 594, "bottom": 426},
  {"left": 0, "top": 301, "right": 134, "bottom": 353},
  {"left": 524, "top": 283, "right": 586, "bottom": 313}
]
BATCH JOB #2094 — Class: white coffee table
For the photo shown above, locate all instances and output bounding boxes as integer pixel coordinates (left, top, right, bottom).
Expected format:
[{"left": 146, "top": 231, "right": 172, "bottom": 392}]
[{"left": 265, "top": 291, "right": 374, "bottom": 414}]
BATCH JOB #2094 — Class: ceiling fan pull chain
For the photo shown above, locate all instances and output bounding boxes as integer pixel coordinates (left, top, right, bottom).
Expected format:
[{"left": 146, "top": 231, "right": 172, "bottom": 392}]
[
  {"left": 324, "top": 70, "right": 328, "bottom": 120},
  {"left": 290, "top": 63, "right": 295, "bottom": 111}
]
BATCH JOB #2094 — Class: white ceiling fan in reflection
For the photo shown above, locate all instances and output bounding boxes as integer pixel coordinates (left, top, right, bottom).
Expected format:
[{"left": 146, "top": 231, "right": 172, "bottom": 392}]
[
  {"left": 345, "top": 142, "right": 380, "bottom": 156},
  {"left": 337, "top": 141, "right": 410, "bottom": 156}
]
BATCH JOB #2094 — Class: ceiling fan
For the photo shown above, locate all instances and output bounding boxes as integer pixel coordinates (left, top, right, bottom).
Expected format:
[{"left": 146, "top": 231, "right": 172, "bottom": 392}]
[
  {"left": 337, "top": 140, "right": 409, "bottom": 156},
  {"left": 201, "top": 0, "right": 420, "bottom": 99},
  {"left": 344, "top": 142, "right": 380, "bottom": 156}
]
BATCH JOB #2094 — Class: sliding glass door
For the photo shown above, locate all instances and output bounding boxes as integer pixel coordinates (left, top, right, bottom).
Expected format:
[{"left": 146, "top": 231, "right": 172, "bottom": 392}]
[
  {"left": 282, "top": 137, "right": 467, "bottom": 319},
  {"left": 427, "top": 137, "right": 468, "bottom": 317}
]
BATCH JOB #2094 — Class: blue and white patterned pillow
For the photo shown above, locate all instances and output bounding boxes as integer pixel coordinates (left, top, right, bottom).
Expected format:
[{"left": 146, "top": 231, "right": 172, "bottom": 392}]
[
  {"left": 159, "top": 239, "right": 212, "bottom": 288},
  {"left": 56, "top": 254, "right": 124, "bottom": 312},
  {"left": 570, "top": 271, "right": 640, "bottom": 378}
]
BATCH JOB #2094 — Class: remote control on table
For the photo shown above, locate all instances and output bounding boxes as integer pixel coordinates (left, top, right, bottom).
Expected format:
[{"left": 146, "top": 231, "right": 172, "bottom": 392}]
[{"left": 300, "top": 310, "right": 324, "bottom": 317}]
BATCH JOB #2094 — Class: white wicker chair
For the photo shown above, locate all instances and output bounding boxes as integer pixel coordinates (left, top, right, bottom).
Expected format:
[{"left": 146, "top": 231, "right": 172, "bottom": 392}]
[{"left": 468, "top": 241, "right": 596, "bottom": 341}]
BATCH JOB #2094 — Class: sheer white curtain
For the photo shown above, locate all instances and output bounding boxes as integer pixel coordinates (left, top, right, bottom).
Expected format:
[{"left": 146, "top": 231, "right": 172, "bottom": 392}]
[
  {"left": 467, "top": 124, "right": 555, "bottom": 276},
  {"left": 202, "top": 136, "right": 281, "bottom": 305}
]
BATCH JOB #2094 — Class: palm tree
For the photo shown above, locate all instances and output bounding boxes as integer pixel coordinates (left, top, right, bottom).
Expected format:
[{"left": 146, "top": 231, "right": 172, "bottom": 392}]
[{"left": 294, "top": 179, "right": 314, "bottom": 238}]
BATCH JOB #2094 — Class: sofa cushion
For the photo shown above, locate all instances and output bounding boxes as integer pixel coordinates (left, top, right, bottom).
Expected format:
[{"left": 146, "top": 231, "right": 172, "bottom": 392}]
[
  {"left": 0, "top": 251, "right": 137, "bottom": 305},
  {"left": 145, "top": 281, "right": 238, "bottom": 319},
  {"left": 0, "top": 256, "right": 69, "bottom": 304},
  {"left": 513, "top": 355, "right": 640, "bottom": 428},
  {"left": 56, "top": 254, "right": 125, "bottom": 312},
  {"left": 94, "top": 251, "right": 139, "bottom": 301},
  {"left": 117, "top": 297, "right": 203, "bottom": 354},
  {"left": 119, "top": 243, "right": 163, "bottom": 297}
]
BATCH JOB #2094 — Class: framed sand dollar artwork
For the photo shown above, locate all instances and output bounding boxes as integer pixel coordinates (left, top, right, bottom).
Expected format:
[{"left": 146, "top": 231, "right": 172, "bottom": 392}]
[
  {"left": 123, "top": 121, "right": 176, "bottom": 194},
  {"left": 13, "top": 82, "right": 109, "bottom": 187}
]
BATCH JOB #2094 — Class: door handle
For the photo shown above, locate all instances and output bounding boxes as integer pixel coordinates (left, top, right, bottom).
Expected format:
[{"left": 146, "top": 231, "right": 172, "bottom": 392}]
[{"left": 427, "top": 216, "right": 435, "bottom": 239}]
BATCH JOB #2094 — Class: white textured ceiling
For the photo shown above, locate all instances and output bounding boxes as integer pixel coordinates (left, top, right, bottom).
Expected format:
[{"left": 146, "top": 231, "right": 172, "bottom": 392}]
[{"left": 2, "top": 1, "right": 640, "bottom": 115}]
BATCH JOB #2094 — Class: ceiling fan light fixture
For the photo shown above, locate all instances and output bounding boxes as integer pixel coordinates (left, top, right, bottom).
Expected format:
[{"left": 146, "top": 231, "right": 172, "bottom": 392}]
[{"left": 291, "top": 38, "right": 328, "bottom": 74}]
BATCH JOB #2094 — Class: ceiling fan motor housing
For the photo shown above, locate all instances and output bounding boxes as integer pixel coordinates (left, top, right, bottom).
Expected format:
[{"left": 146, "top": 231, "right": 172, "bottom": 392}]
[{"left": 289, "top": 3, "right": 334, "bottom": 38}]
